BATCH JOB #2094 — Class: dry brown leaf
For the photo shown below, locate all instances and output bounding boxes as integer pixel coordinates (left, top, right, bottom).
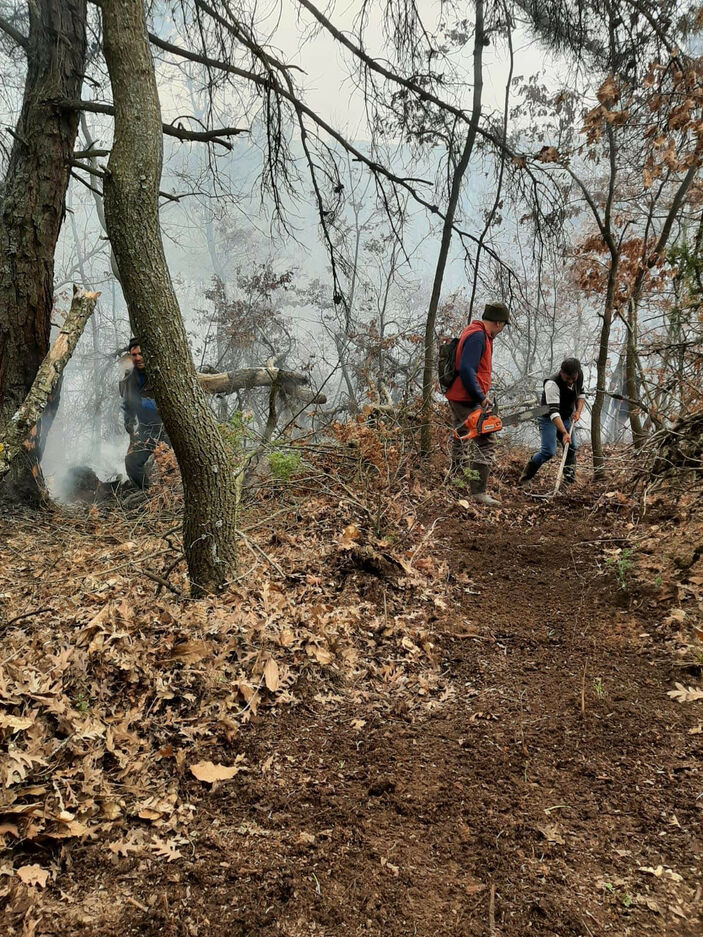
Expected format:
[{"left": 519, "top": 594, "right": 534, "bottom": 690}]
[
  {"left": 667, "top": 683, "right": 703, "bottom": 703},
  {"left": 339, "top": 524, "right": 361, "bottom": 549},
  {"left": 0, "top": 714, "right": 34, "bottom": 732},
  {"left": 16, "top": 865, "right": 50, "bottom": 888},
  {"left": 168, "top": 639, "right": 209, "bottom": 664},
  {"left": 263, "top": 657, "right": 280, "bottom": 692},
  {"left": 152, "top": 836, "right": 184, "bottom": 862},
  {"left": 109, "top": 836, "right": 142, "bottom": 857},
  {"left": 45, "top": 819, "right": 90, "bottom": 839},
  {"left": 536, "top": 824, "right": 565, "bottom": 845},
  {"left": 638, "top": 865, "right": 683, "bottom": 882},
  {"left": 189, "top": 760, "right": 243, "bottom": 783}
]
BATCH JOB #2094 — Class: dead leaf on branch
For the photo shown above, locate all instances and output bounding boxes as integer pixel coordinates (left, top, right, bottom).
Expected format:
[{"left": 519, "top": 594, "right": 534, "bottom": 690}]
[
  {"left": 536, "top": 145, "right": 560, "bottom": 163},
  {"left": 602, "top": 107, "right": 629, "bottom": 126},
  {"left": 597, "top": 74, "right": 620, "bottom": 108}
]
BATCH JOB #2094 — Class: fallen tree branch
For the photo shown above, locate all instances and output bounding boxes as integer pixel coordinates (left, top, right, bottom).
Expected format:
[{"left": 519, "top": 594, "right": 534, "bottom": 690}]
[
  {"left": 2, "top": 607, "right": 54, "bottom": 630},
  {"left": 140, "top": 568, "right": 184, "bottom": 597},
  {"left": 197, "top": 368, "right": 327, "bottom": 404},
  {"left": 0, "top": 286, "right": 99, "bottom": 484}
]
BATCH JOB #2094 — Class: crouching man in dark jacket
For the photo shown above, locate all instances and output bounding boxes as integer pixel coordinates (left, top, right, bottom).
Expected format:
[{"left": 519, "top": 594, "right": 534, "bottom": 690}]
[
  {"left": 519, "top": 357, "right": 585, "bottom": 486},
  {"left": 119, "top": 339, "right": 170, "bottom": 488}
]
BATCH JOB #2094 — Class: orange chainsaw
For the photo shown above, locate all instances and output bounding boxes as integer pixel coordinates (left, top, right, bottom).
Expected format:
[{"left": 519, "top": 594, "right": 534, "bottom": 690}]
[{"left": 454, "top": 403, "right": 548, "bottom": 441}]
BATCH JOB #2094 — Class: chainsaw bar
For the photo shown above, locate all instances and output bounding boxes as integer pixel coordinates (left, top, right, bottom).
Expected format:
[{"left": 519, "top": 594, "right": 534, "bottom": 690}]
[{"left": 499, "top": 404, "right": 549, "bottom": 427}]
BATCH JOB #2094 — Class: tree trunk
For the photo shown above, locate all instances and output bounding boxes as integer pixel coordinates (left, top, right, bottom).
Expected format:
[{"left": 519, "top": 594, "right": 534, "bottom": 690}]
[
  {"left": 624, "top": 298, "right": 645, "bottom": 448},
  {"left": 0, "top": 0, "right": 87, "bottom": 503},
  {"left": 591, "top": 258, "right": 618, "bottom": 473},
  {"left": 420, "top": 0, "right": 484, "bottom": 458},
  {"left": 0, "top": 288, "right": 98, "bottom": 485},
  {"left": 100, "top": 0, "right": 240, "bottom": 596}
]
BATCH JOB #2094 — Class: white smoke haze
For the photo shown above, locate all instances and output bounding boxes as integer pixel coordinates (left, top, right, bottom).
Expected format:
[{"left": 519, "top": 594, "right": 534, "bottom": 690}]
[{"left": 5, "top": 0, "right": 646, "bottom": 492}]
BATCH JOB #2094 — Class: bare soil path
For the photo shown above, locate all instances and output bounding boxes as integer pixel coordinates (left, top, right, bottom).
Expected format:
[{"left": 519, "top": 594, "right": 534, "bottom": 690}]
[{"left": 21, "top": 497, "right": 703, "bottom": 936}]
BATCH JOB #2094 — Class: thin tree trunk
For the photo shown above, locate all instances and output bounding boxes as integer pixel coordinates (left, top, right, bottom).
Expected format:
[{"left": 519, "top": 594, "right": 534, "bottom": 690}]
[
  {"left": 624, "top": 298, "right": 645, "bottom": 447},
  {"left": 420, "top": 0, "right": 484, "bottom": 457},
  {"left": 0, "top": 288, "right": 98, "bottom": 484},
  {"left": 100, "top": 0, "right": 240, "bottom": 596},
  {"left": 0, "top": 0, "right": 87, "bottom": 503},
  {"left": 591, "top": 259, "right": 618, "bottom": 472}
]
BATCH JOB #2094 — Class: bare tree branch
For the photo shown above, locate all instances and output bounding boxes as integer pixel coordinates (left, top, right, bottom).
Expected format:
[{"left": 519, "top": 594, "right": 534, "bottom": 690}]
[
  {"left": 61, "top": 99, "right": 246, "bottom": 148},
  {"left": 0, "top": 13, "right": 28, "bottom": 50}
]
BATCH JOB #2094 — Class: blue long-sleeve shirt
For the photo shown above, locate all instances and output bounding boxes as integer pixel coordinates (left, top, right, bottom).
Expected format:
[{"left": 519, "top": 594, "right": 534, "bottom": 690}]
[
  {"left": 120, "top": 369, "right": 162, "bottom": 429},
  {"left": 458, "top": 330, "right": 487, "bottom": 402}
]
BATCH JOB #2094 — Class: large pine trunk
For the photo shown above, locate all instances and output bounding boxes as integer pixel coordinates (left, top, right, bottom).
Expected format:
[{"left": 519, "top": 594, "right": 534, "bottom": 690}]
[
  {"left": 101, "top": 0, "right": 240, "bottom": 596},
  {"left": 0, "top": 0, "right": 87, "bottom": 503}
]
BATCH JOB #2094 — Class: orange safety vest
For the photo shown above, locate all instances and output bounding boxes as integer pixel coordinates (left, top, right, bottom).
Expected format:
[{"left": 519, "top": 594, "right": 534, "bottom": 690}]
[{"left": 445, "top": 321, "right": 493, "bottom": 404}]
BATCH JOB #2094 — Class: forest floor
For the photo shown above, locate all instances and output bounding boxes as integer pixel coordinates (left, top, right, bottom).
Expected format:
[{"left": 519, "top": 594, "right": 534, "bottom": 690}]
[{"left": 1, "top": 443, "right": 702, "bottom": 937}]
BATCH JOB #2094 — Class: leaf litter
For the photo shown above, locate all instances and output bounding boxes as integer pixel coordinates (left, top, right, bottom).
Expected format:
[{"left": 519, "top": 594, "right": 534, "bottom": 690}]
[
  {"left": 0, "top": 442, "right": 457, "bottom": 918},
  {"left": 1, "top": 438, "right": 702, "bottom": 935}
]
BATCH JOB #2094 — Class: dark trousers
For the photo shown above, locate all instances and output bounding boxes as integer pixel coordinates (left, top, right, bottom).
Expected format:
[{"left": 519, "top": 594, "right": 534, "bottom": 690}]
[
  {"left": 125, "top": 424, "right": 169, "bottom": 488},
  {"left": 448, "top": 400, "right": 496, "bottom": 475}
]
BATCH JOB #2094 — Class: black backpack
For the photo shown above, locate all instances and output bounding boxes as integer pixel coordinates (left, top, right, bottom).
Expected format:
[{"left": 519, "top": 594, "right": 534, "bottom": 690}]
[{"left": 438, "top": 336, "right": 460, "bottom": 393}]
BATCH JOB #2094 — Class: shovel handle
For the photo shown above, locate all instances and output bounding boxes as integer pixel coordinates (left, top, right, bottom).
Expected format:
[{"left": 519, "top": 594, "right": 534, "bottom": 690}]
[{"left": 552, "top": 437, "right": 570, "bottom": 496}]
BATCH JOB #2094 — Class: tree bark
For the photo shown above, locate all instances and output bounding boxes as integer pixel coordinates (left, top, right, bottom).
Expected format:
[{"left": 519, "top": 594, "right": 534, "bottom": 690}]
[
  {"left": 100, "top": 0, "right": 240, "bottom": 596},
  {"left": 0, "top": 0, "right": 87, "bottom": 503},
  {"left": 0, "top": 288, "right": 98, "bottom": 485},
  {"left": 420, "top": 0, "right": 484, "bottom": 458}
]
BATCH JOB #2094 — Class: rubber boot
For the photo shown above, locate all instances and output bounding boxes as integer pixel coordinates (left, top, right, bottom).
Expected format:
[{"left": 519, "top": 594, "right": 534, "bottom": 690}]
[
  {"left": 519, "top": 458, "right": 539, "bottom": 486},
  {"left": 563, "top": 450, "right": 576, "bottom": 485},
  {"left": 470, "top": 462, "right": 501, "bottom": 507}
]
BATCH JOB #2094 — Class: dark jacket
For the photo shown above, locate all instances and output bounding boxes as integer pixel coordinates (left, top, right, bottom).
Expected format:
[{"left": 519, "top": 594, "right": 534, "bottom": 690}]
[
  {"left": 541, "top": 370, "right": 585, "bottom": 422},
  {"left": 119, "top": 367, "right": 163, "bottom": 432}
]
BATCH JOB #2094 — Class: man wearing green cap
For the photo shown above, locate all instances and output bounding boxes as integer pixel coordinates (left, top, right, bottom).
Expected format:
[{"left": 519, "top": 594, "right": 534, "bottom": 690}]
[{"left": 445, "top": 301, "right": 510, "bottom": 506}]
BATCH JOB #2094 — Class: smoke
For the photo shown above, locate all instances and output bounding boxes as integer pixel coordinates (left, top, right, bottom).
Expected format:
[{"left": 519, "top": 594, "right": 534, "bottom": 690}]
[{"left": 43, "top": 431, "right": 128, "bottom": 503}]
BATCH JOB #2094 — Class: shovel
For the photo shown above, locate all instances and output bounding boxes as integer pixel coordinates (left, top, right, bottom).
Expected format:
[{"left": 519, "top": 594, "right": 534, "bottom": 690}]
[{"left": 528, "top": 433, "right": 571, "bottom": 501}]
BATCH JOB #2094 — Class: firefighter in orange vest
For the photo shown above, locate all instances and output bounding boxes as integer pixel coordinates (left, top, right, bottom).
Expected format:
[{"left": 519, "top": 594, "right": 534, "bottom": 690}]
[{"left": 445, "top": 301, "right": 510, "bottom": 506}]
